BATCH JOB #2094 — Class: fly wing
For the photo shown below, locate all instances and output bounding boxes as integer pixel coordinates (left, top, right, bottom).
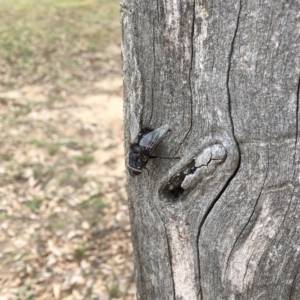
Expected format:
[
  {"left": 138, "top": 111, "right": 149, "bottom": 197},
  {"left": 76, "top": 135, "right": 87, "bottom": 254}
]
[
  {"left": 139, "top": 125, "right": 169, "bottom": 154},
  {"left": 130, "top": 113, "right": 140, "bottom": 144}
]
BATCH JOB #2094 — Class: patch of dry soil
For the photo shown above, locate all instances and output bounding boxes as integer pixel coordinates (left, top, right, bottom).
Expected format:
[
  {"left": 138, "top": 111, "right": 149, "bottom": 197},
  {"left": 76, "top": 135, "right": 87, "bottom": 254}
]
[{"left": 0, "top": 76, "right": 135, "bottom": 299}]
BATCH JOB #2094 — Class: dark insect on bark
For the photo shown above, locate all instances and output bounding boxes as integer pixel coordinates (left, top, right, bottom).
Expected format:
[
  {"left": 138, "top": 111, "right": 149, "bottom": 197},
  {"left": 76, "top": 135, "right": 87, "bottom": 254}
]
[{"left": 127, "top": 114, "right": 170, "bottom": 176}]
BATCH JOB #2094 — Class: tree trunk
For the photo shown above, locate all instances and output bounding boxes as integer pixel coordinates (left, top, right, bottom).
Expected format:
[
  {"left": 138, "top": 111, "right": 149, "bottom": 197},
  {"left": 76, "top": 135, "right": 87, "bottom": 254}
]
[{"left": 120, "top": 0, "right": 300, "bottom": 299}]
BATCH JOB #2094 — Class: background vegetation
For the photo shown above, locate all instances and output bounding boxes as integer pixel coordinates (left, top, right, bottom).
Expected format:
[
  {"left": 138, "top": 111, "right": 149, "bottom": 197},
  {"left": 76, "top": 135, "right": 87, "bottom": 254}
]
[
  {"left": 0, "top": 1, "right": 133, "bottom": 299},
  {"left": 0, "top": 0, "right": 120, "bottom": 89}
]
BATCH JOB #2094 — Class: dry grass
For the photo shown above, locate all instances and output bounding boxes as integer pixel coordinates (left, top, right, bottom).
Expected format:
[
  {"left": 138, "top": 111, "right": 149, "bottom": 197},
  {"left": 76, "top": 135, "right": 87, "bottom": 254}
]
[
  {"left": 0, "top": 0, "right": 120, "bottom": 90},
  {"left": 0, "top": 1, "right": 134, "bottom": 299}
]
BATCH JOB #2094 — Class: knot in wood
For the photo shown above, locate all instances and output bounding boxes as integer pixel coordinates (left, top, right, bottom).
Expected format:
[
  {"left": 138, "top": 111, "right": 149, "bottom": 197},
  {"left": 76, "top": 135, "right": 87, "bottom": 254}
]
[{"left": 161, "top": 144, "right": 227, "bottom": 201}]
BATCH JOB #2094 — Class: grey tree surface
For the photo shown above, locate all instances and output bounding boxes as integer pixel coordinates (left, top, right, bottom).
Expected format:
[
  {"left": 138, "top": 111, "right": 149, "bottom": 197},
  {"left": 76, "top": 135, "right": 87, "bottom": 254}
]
[{"left": 120, "top": 0, "right": 300, "bottom": 299}]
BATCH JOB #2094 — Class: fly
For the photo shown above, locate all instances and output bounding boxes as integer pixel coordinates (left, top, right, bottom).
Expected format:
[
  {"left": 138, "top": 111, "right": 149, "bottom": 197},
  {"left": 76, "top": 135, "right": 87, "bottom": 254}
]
[{"left": 127, "top": 114, "right": 171, "bottom": 176}]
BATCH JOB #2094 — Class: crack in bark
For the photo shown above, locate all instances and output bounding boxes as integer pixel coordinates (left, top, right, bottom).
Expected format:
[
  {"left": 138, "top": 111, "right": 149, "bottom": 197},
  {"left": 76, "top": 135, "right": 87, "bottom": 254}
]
[
  {"left": 175, "top": 0, "right": 195, "bottom": 156},
  {"left": 186, "top": 0, "right": 195, "bottom": 144},
  {"left": 197, "top": 1, "right": 242, "bottom": 297},
  {"left": 289, "top": 264, "right": 300, "bottom": 300},
  {"left": 281, "top": 75, "right": 300, "bottom": 231},
  {"left": 227, "top": 0, "right": 242, "bottom": 138},
  {"left": 295, "top": 75, "right": 300, "bottom": 164},
  {"left": 225, "top": 145, "right": 270, "bottom": 278},
  {"left": 140, "top": 73, "right": 146, "bottom": 127},
  {"left": 284, "top": 75, "right": 300, "bottom": 300},
  {"left": 196, "top": 151, "right": 242, "bottom": 295},
  {"left": 164, "top": 223, "right": 176, "bottom": 299},
  {"left": 151, "top": 195, "right": 176, "bottom": 298},
  {"left": 292, "top": 74, "right": 300, "bottom": 171},
  {"left": 149, "top": 13, "right": 156, "bottom": 125}
]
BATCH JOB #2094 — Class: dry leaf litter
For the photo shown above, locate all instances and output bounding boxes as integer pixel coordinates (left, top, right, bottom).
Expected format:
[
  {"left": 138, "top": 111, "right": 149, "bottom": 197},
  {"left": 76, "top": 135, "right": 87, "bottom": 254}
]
[{"left": 0, "top": 1, "right": 135, "bottom": 298}]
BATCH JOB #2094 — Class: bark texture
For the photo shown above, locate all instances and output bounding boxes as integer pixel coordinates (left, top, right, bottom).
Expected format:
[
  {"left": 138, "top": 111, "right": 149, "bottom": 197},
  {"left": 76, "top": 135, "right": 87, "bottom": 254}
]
[{"left": 120, "top": 0, "right": 300, "bottom": 299}]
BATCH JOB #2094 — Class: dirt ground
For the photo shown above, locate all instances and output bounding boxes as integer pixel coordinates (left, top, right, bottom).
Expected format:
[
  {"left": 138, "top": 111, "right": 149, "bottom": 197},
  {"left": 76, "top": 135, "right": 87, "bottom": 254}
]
[
  {"left": 0, "top": 76, "right": 134, "bottom": 300},
  {"left": 0, "top": 1, "right": 134, "bottom": 299}
]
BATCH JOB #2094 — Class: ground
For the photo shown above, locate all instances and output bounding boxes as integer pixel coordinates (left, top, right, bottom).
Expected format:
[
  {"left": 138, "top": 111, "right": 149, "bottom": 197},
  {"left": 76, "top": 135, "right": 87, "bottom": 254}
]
[{"left": 0, "top": 1, "right": 134, "bottom": 299}]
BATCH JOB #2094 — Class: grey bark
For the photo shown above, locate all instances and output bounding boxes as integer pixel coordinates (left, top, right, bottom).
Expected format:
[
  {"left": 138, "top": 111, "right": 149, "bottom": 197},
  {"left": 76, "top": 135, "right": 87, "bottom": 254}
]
[{"left": 120, "top": 0, "right": 300, "bottom": 299}]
